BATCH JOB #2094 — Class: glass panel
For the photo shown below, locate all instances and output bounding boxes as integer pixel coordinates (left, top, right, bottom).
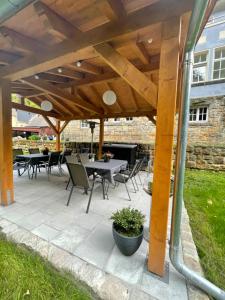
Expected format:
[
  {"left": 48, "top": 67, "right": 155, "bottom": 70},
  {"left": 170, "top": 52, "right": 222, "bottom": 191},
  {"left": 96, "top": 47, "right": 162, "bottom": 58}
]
[
  {"left": 222, "top": 49, "right": 225, "bottom": 58},
  {"left": 194, "top": 55, "right": 200, "bottom": 64},
  {"left": 200, "top": 53, "right": 207, "bottom": 62},
  {"left": 221, "top": 69, "right": 225, "bottom": 78},
  {"left": 221, "top": 60, "right": 225, "bottom": 68},
  {"left": 214, "top": 61, "right": 220, "bottom": 70},
  {"left": 215, "top": 49, "right": 221, "bottom": 59},
  {"left": 213, "top": 70, "right": 219, "bottom": 79}
]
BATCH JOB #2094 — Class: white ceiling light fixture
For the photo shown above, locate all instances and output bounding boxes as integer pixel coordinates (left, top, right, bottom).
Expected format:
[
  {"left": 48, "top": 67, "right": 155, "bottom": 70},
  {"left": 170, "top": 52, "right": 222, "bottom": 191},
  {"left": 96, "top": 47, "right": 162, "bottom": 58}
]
[
  {"left": 102, "top": 90, "right": 117, "bottom": 106},
  {"left": 147, "top": 38, "right": 153, "bottom": 44},
  {"left": 41, "top": 100, "right": 53, "bottom": 112},
  {"left": 34, "top": 74, "right": 39, "bottom": 79},
  {"left": 76, "top": 61, "right": 82, "bottom": 67},
  {"left": 57, "top": 67, "right": 62, "bottom": 73}
]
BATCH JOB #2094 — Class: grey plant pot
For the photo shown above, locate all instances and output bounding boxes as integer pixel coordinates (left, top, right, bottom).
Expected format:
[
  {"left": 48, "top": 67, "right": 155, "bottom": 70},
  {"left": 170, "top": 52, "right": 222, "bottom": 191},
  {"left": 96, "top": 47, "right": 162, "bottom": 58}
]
[{"left": 112, "top": 223, "right": 143, "bottom": 256}]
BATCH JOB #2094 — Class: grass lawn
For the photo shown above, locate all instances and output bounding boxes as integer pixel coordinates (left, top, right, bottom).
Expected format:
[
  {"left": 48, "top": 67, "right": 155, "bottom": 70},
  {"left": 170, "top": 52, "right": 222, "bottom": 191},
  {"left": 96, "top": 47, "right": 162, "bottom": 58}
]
[
  {"left": 184, "top": 169, "right": 225, "bottom": 290},
  {"left": 0, "top": 233, "right": 97, "bottom": 300}
]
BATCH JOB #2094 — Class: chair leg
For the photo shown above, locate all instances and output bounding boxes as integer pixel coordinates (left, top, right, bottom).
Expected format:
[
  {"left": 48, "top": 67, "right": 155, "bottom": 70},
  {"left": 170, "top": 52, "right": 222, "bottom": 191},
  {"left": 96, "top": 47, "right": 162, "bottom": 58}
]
[
  {"left": 131, "top": 178, "right": 137, "bottom": 192},
  {"left": 124, "top": 180, "right": 131, "bottom": 201},
  {"left": 66, "top": 178, "right": 71, "bottom": 190},
  {"left": 134, "top": 176, "right": 139, "bottom": 191},
  {"left": 86, "top": 177, "right": 96, "bottom": 214},
  {"left": 102, "top": 178, "right": 105, "bottom": 199},
  {"left": 138, "top": 172, "right": 142, "bottom": 186},
  {"left": 66, "top": 185, "right": 74, "bottom": 206}
]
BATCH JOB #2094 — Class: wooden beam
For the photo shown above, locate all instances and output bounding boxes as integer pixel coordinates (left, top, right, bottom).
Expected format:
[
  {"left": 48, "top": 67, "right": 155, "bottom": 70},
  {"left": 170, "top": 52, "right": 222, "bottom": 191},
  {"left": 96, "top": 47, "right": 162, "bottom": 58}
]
[
  {"left": 98, "top": 118, "right": 104, "bottom": 159},
  {"left": 11, "top": 102, "right": 59, "bottom": 117},
  {"left": 56, "top": 120, "right": 61, "bottom": 151},
  {"left": 59, "top": 121, "right": 70, "bottom": 134},
  {"left": 42, "top": 116, "right": 58, "bottom": 135},
  {"left": 0, "top": 26, "right": 48, "bottom": 54},
  {"left": 0, "top": 0, "right": 192, "bottom": 81},
  {"left": 22, "top": 78, "right": 102, "bottom": 114},
  {"left": 44, "top": 94, "right": 75, "bottom": 117},
  {"left": 97, "top": 0, "right": 127, "bottom": 22},
  {"left": 38, "top": 73, "right": 69, "bottom": 84},
  {"left": 0, "top": 80, "right": 14, "bottom": 205},
  {"left": 0, "top": 50, "right": 20, "bottom": 65},
  {"left": 46, "top": 68, "right": 83, "bottom": 80},
  {"left": 147, "top": 114, "right": 156, "bottom": 125},
  {"left": 66, "top": 62, "right": 102, "bottom": 75},
  {"left": 133, "top": 42, "right": 150, "bottom": 64},
  {"left": 94, "top": 43, "right": 157, "bottom": 109},
  {"left": 34, "top": 1, "right": 81, "bottom": 40},
  {"left": 148, "top": 17, "right": 181, "bottom": 276}
]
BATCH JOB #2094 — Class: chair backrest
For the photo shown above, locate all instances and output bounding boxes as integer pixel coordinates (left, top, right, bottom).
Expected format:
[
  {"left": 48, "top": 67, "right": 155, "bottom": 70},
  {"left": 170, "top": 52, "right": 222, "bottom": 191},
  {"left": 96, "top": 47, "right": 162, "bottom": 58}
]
[
  {"left": 134, "top": 157, "right": 145, "bottom": 175},
  {"left": 48, "top": 151, "right": 61, "bottom": 165},
  {"left": 66, "top": 154, "right": 79, "bottom": 164},
  {"left": 13, "top": 148, "right": 23, "bottom": 161},
  {"left": 129, "top": 160, "right": 140, "bottom": 178},
  {"left": 81, "top": 147, "right": 90, "bottom": 153},
  {"left": 67, "top": 162, "right": 90, "bottom": 189},
  {"left": 61, "top": 149, "right": 73, "bottom": 164},
  {"left": 79, "top": 153, "right": 90, "bottom": 165},
  {"left": 29, "top": 148, "right": 40, "bottom": 154}
]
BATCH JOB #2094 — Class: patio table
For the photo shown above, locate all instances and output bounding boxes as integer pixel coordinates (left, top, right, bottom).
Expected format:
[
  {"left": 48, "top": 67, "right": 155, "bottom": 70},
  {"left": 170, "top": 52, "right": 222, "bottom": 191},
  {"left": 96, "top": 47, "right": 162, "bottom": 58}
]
[
  {"left": 84, "top": 159, "right": 128, "bottom": 184},
  {"left": 16, "top": 154, "right": 49, "bottom": 179}
]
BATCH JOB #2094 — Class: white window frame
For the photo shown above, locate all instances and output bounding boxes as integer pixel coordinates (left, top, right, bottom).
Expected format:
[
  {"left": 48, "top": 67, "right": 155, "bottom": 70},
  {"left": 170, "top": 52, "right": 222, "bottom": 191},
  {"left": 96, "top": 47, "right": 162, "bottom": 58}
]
[
  {"left": 189, "top": 106, "right": 208, "bottom": 123},
  {"left": 125, "top": 117, "right": 133, "bottom": 122},
  {"left": 212, "top": 46, "right": 225, "bottom": 80},
  {"left": 113, "top": 117, "right": 121, "bottom": 122},
  {"left": 192, "top": 50, "right": 209, "bottom": 83},
  {"left": 80, "top": 120, "right": 89, "bottom": 128}
]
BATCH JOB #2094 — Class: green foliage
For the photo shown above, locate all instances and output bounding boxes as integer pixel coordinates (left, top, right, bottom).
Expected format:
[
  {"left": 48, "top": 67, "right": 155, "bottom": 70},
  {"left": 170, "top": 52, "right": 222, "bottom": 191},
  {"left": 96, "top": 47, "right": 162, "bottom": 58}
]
[
  {"left": 184, "top": 170, "right": 225, "bottom": 290},
  {"left": 111, "top": 207, "right": 145, "bottom": 237},
  {"left": 28, "top": 135, "right": 41, "bottom": 141},
  {"left": 0, "top": 233, "right": 96, "bottom": 300}
]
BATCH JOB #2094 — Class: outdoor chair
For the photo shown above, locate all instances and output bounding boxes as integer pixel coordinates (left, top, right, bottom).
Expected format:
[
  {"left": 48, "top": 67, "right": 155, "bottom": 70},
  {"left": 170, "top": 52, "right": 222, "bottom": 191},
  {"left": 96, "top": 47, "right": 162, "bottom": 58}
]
[
  {"left": 28, "top": 148, "right": 40, "bottom": 154},
  {"left": 41, "top": 151, "right": 61, "bottom": 177},
  {"left": 65, "top": 154, "right": 80, "bottom": 189},
  {"left": 113, "top": 160, "right": 140, "bottom": 201},
  {"left": 66, "top": 162, "right": 107, "bottom": 213},
  {"left": 13, "top": 148, "right": 28, "bottom": 176},
  {"left": 79, "top": 153, "right": 90, "bottom": 164},
  {"left": 60, "top": 149, "right": 73, "bottom": 164}
]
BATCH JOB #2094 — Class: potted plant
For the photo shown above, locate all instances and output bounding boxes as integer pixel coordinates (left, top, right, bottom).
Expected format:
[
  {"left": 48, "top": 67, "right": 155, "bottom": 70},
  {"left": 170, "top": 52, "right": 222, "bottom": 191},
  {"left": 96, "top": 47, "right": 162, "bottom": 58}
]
[{"left": 111, "top": 207, "right": 145, "bottom": 256}]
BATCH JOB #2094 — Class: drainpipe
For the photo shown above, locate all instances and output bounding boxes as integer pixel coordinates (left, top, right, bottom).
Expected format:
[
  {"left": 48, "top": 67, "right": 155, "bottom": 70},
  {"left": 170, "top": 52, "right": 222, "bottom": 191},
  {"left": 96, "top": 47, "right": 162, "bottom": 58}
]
[
  {"left": 170, "top": 1, "right": 225, "bottom": 300},
  {"left": 0, "top": 0, "right": 36, "bottom": 25}
]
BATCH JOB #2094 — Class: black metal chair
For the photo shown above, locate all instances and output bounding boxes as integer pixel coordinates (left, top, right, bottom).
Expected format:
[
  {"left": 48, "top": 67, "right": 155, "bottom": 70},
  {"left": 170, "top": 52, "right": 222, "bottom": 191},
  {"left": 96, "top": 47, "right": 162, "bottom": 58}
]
[
  {"left": 41, "top": 151, "right": 61, "bottom": 177},
  {"left": 13, "top": 148, "right": 28, "bottom": 176},
  {"left": 113, "top": 160, "right": 140, "bottom": 201},
  {"left": 28, "top": 148, "right": 40, "bottom": 154},
  {"left": 60, "top": 149, "right": 73, "bottom": 164}
]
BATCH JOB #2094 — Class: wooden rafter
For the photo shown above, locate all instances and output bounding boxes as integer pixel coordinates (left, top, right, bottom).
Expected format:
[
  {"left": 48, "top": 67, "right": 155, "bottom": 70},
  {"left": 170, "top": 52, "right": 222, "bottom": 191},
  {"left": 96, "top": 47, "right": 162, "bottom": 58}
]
[
  {"left": 46, "top": 68, "right": 83, "bottom": 80},
  {"left": 66, "top": 62, "right": 102, "bottom": 75},
  {"left": 133, "top": 42, "right": 150, "bottom": 64},
  {"left": 0, "top": 0, "right": 192, "bottom": 81},
  {"left": 97, "top": 0, "right": 127, "bottom": 22},
  {"left": 44, "top": 94, "right": 75, "bottom": 117},
  {"left": 0, "top": 26, "right": 48, "bottom": 54},
  {"left": 12, "top": 102, "right": 59, "bottom": 118},
  {"left": 42, "top": 116, "right": 58, "bottom": 134},
  {"left": 94, "top": 43, "right": 157, "bottom": 109},
  {"left": 21, "top": 78, "right": 102, "bottom": 114},
  {"left": 59, "top": 120, "right": 70, "bottom": 133}
]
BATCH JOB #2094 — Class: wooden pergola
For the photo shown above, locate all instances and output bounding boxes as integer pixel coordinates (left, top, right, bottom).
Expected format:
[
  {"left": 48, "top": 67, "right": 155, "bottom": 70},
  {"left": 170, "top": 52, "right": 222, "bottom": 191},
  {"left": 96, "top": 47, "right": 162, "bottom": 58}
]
[{"left": 0, "top": 0, "right": 213, "bottom": 277}]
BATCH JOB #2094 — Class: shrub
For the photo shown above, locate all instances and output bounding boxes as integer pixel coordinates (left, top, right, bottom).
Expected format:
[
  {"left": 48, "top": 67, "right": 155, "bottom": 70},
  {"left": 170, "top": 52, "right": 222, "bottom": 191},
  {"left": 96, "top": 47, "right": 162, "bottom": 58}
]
[
  {"left": 111, "top": 207, "right": 145, "bottom": 237},
  {"left": 28, "top": 135, "right": 41, "bottom": 141}
]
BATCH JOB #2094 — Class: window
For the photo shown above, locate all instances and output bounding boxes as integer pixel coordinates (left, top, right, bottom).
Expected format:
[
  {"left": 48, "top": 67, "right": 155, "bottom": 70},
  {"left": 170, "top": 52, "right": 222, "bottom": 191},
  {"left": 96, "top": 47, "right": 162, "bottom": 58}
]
[
  {"left": 80, "top": 120, "right": 89, "bottom": 128},
  {"left": 219, "top": 30, "right": 225, "bottom": 40},
  {"left": 213, "top": 47, "right": 225, "bottom": 80},
  {"left": 198, "top": 36, "right": 206, "bottom": 44},
  {"left": 193, "top": 51, "right": 208, "bottom": 83},
  {"left": 126, "top": 117, "right": 133, "bottom": 122},
  {"left": 113, "top": 118, "right": 120, "bottom": 122},
  {"left": 189, "top": 107, "right": 208, "bottom": 123}
]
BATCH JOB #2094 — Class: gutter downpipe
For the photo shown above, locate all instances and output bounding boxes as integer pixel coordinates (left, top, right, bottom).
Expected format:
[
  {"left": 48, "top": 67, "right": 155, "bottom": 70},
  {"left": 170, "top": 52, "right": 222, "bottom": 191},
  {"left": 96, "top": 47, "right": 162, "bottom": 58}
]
[{"left": 169, "top": 1, "right": 225, "bottom": 299}]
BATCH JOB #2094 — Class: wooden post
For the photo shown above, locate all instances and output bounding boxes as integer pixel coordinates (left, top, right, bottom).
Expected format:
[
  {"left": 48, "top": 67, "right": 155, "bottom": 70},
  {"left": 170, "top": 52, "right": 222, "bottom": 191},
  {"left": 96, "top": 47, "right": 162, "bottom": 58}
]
[
  {"left": 148, "top": 17, "right": 181, "bottom": 276},
  {"left": 0, "top": 80, "right": 14, "bottom": 206},
  {"left": 98, "top": 118, "right": 104, "bottom": 159},
  {"left": 56, "top": 120, "right": 60, "bottom": 151}
]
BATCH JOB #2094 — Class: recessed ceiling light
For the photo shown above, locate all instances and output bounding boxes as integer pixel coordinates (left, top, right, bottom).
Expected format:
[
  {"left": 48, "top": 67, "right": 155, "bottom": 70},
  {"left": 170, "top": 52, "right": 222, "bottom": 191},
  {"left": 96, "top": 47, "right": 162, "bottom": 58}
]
[
  {"left": 76, "top": 61, "right": 82, "bottom": 67},
  {"left": 147, "top": 38, "right": 153, "bottom": 44},
  {"left": 34, "top": 75, "right": 39, "bottom": 79},
  {"left": 57, "top": 67, "right": 62, "bottom": 73}
]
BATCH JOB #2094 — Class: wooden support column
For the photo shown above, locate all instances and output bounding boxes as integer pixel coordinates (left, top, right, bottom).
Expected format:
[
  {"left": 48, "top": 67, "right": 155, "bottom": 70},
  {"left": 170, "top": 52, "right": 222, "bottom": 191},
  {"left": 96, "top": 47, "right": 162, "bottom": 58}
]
[
  {"left": 0, "top": 80, "right": 14, "bottom": 206},
  {"left": 56, "top": 120, "right": 60, "bottom": 151},
  {"left": 98, "top": 118, "right": 104, "bottom": 160},
  {"left": 148, "top": 17, "right": 181, "bottom": 276}
]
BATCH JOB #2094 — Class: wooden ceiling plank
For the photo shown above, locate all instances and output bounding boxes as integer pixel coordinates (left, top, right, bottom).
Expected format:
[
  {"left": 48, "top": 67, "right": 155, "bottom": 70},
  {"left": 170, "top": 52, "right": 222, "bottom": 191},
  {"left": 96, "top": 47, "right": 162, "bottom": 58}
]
[
  {"left": 97, "top": 0, "right": 127, "bottom": 22},
  {"left": 94, "top": 43, "right": 157, "bottom": 109},
  {"left": 133, "top": 42, "right": 150, "bottom": 64},
  {"left": 0, "top": 51, "right": 20, "bottom": 65},
  {"left": 0, "top": 0, "right": 192, "bottom": 81},
  {"left": 21, "top": 78, "right": 102, "bottom": 114},
  {"left": 0, "top": 26, "right": 48, "bottom": 54},
  {"left": 90, "top": 86, "right": 111, "bottom": 113},
  {"left": 34, "top": 1, "right": 81, "bottom": 40},
  {"left": 38, "top": 73, "right": 69, "bottom": 84},
  {"left": 36, "top": 95, "right": 65, "bottom": 117},
  {"left": 66, "top": 62, "right": 102, "bottom": 75}
]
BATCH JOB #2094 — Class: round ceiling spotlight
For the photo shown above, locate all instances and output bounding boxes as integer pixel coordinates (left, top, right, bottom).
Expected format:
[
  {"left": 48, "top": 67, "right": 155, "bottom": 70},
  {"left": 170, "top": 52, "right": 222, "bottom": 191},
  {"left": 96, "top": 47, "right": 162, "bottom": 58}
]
[
  {"left": 34, "top": 74, "right": 40, "bottom": 79},
  {"left": 41, "top": 100, "right": 53, "bottom": 112},
  {"left": 147, "top": 38, "right": 153, "bottom": 44},
  {"left": 102, "top": 90, "right": 117, "bottom": 106},
  {"left": 57, "top": 67, "right": 62, "bottom": 73},
  {"left": 76, "top": 61, "right": 82, "bottom": 67}
]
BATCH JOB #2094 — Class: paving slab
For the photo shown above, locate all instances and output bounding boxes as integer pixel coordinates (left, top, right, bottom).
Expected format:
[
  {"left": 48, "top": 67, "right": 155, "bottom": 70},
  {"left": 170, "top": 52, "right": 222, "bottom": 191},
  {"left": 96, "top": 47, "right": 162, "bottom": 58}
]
[{"left": 32, "top": 224, "right": 60, "bottom": 241}]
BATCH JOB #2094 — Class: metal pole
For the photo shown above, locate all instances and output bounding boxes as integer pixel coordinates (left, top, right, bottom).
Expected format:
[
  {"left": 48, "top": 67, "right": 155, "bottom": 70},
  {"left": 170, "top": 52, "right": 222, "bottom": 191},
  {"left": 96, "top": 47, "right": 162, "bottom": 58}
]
[{"left": 170, "top": 0, "right": 225, "bottom": 299}]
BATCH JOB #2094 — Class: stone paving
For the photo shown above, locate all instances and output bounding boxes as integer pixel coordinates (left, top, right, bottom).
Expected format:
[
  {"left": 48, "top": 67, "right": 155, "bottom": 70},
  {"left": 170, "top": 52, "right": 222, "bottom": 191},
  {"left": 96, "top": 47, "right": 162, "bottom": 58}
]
[{"left": 0, "top": 166, "right": 207, "bottom": 300}]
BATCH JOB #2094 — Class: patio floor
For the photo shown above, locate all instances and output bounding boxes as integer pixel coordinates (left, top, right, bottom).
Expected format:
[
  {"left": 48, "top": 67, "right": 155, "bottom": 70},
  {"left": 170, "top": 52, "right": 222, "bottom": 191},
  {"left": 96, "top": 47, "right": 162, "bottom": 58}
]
[{"left": 0, "top": 166, "right": 190, "bottom": 300}]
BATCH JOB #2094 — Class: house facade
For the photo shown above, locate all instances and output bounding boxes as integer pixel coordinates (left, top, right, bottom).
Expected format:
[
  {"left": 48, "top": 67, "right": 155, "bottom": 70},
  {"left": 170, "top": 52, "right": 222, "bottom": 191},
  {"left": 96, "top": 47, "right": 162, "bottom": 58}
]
[{"left": 63, "top": 9, "right": 225, "bottom": 147}]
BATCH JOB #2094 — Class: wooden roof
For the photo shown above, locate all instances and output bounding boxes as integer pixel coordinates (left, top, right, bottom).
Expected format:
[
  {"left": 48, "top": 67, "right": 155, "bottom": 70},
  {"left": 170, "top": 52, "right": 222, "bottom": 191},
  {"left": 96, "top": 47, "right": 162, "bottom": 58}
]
[{"left": 0, "top": 0, "right": 196, "bottom": 121}]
